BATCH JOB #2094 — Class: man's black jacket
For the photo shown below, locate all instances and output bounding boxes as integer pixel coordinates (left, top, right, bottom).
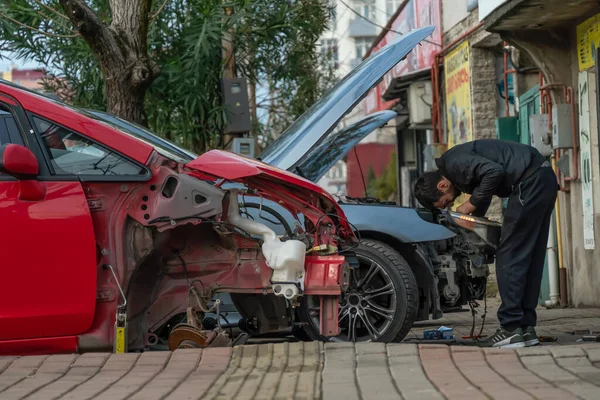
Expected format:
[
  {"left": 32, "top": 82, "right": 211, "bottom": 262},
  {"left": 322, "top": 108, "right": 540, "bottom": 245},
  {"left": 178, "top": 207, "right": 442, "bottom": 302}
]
[{"left": 435, "top": 139, "right": 546, "bottom": 216}]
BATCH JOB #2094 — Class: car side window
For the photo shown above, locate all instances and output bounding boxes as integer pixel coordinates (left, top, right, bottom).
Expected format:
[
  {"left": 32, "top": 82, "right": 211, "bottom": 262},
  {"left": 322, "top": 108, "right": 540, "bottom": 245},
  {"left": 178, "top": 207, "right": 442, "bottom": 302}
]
[
  {"left": 32, "top": 115, "right": 147, "bottom": 177},
  {"left": 0, "top": 108, "right": 25, "bottom": 146}
]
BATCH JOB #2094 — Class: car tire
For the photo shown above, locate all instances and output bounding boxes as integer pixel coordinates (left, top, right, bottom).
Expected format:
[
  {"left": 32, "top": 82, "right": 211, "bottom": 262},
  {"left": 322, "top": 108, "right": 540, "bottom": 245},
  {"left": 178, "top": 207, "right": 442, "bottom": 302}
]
[{"left": 296, "top": 239, "right": 419, "bottom": 343}]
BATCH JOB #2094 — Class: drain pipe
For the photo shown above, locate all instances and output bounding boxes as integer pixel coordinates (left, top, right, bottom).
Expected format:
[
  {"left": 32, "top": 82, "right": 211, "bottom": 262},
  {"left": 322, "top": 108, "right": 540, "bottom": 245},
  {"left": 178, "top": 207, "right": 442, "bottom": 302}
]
[{"left": 545, "top": 213, "right": 559, "bottom": 307}]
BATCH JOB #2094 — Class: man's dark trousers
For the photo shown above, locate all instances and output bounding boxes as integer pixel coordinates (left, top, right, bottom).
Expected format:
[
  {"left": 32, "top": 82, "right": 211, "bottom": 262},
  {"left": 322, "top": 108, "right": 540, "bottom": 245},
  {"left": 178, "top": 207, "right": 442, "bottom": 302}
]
[{"left": 495, "top": 164, "right": 558, "bottom": 329}]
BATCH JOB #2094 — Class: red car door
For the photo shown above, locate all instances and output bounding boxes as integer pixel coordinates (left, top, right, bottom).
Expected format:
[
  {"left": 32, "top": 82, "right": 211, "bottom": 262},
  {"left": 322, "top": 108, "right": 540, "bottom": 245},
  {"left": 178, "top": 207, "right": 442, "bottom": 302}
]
[{"left": 0, "top": 96, "right": 97, "bottom": 342}]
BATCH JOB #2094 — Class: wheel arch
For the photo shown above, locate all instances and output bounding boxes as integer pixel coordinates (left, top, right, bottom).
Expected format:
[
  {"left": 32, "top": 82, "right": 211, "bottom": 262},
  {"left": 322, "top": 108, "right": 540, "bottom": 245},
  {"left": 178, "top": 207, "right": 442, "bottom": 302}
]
[{"left": 357, "top": 230, "right": 437, "bottom": 321}]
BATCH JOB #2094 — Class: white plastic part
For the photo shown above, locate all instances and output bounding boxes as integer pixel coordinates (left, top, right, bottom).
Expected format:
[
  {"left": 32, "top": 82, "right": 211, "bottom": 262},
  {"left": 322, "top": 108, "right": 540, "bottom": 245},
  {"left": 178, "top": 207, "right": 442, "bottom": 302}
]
[
  {"left": 227, "top": 190, "right": 307, "bottom": 300},
  {"left": 545, "top": 218, "right": 559, "bottom": 308}
]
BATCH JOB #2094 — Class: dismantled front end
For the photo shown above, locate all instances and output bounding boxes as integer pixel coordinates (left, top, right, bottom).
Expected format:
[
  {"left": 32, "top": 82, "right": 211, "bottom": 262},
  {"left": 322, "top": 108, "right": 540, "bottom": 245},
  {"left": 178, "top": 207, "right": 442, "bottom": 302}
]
[{"left": 82, "top": 150, "right": 357, "bottom": 352}]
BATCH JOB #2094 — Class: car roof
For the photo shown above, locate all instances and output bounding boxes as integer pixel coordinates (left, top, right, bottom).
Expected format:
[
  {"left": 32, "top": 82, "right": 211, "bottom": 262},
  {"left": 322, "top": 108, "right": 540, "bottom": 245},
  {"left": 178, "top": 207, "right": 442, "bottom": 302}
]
[{"left": 0, "top": 80, "right": 154, "bottom": 164}]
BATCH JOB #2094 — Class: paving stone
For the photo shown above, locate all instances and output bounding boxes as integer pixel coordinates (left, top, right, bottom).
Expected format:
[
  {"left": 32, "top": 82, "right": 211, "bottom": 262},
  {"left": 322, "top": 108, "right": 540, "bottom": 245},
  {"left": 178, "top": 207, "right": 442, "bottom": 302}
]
[
  {"left": 520, "top": 354, "right": 600, "bottom": 399},
  {"left": 128, "top": 349, "right": 202, "bottom": 400},
  {"left": 165, "top": 348, "right": 232, "bottom": 400},
  {"left": 0, "top": 355, "right": 48, "bottom": 393},
  {"left": 0, "top": 357, "right": 16, "bottom": 374},
  {"left": 0, "top": 354, "right": 81, "bottom": 400},
  {"left": 275, "top": 342, "right": 304, "bottom": 399},
  {"left": 387, "top": 344, "right": 418, "bottom": 357},
  {"left": 516, "top": 347, "right": 550, "bottom": 356},
  {"left": 355, "top": 352, "right": 401, "bottom": 400},
  {"left": 295, "top": 341, "right": 323, "bottom": 400},
  {"left": 58, "top": 353, "right": 140, "bottom": 400},
  {"left": 549, "top": 346, "right": 587, "bottom": 358},
  {"left": 90, "top": 352, "right": 171, "bottom": 400},
  {"left": 419, "top": 346, "right": 487, "bottom": 400},
  {"left": 554, "top": 356, "right": 600, "bottom": 384},
  {"left": 450, "top": 347, "right": 533, "bottom": 399},
  {"left": 235, "top": 343, "right": 273, "bottom": 400},
  {"left": 355, "top": 342, "right": 386, "bottom": 355},
  {"left": 71, "top": 353, "right": 110, "bottom": 368},
  {"left": 252, "top": 343, "right": 288, "bottom": 400},
  {"left": 584, "top": 347, "right": 600, "bottom": 363},
  {"left": 484, "top": 352, "right": 572, "bottom": 399},
  {"left": 387, "top": 352, "right": 443, "bottom": 400},
  {"left": 322, "top": 341, "right": 360, "bottom": 400}
]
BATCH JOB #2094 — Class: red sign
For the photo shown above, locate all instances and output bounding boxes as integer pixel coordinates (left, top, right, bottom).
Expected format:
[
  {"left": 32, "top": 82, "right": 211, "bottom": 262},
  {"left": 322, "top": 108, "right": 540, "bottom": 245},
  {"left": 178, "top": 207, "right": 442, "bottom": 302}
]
[{"left": 361, "top": 0, "right": 441, "bottom": 114}]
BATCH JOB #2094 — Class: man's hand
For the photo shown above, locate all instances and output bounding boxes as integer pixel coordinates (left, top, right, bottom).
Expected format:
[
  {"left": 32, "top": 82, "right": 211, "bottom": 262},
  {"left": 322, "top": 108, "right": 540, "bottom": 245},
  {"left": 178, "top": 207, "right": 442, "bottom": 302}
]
[{"left": 456, "top": 200, "right": 476, "bottom": 215}]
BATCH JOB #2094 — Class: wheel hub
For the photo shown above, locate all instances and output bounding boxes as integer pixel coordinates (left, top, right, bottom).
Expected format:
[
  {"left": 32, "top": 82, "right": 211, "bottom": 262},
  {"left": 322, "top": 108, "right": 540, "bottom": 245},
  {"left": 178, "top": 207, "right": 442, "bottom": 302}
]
[{"left": 348, "top": 293, "right": 361, "bottom": 306}]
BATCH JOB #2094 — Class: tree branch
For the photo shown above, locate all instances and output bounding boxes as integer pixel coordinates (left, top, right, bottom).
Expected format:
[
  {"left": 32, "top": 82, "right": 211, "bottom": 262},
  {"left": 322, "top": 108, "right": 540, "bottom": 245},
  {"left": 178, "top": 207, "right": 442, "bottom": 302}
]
[
  {"left": 150, "top": 0, "right": 168, "bottom": 22},
  {"left": 29, "top": 0, "right": 69, "bottom": 20},
  {"left": 58, "top": 0, "right": 119, "bottom": 64},
  {"left": 0, "top": 11, "right": 79, "bottom": 38}
]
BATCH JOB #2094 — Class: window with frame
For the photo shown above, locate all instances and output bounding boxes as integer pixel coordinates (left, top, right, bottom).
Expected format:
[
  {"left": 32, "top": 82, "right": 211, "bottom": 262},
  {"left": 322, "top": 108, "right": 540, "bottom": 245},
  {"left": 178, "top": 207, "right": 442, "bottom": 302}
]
[
  {"left": 32, "top": 115, "right": 147, "bottom": 177},
  {"left": 353, "top": 0, "right": 376, "bottom": 20},
  {"left": 320, "top": 38, "right": 339, "bottom": 69},
  {"left": 386, "top": 0, "right": 402, "bottom": 19},
  {"left": 355, "top": 36, "right": 375, "bottom": 60}
]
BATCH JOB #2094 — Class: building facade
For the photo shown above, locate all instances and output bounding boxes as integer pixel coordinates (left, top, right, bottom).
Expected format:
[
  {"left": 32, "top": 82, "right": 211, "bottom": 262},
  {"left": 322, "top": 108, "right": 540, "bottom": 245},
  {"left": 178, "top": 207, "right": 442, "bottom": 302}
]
[
  {"left": 317, "top": 0, "right": 405, "bottom": 195},
  {"left": 478, "top": 0, "right": 600, "bottom": 307},
  {"left": 1, "top": 66, "right": 46, "bottom": 90}
]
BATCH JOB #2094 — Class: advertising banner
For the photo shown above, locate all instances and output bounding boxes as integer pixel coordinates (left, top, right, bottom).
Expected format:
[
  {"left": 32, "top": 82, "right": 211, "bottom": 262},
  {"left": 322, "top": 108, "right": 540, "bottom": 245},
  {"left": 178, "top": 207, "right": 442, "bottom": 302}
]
[
  {"left": 578, "top": 71, "right": 595, "bottom": 249},
  {"left": 444, "top": 40, "right": 472, "bottom": 148},
  {"left": 361, "top": 0, "right": 441, "bottom": 114}
]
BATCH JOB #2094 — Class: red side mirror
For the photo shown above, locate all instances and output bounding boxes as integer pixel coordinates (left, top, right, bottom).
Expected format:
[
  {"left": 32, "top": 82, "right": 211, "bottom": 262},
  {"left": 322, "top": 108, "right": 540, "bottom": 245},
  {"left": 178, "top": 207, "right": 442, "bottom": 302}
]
[{"left": 0, "top": 144, "right": 39, "bottom": 179}]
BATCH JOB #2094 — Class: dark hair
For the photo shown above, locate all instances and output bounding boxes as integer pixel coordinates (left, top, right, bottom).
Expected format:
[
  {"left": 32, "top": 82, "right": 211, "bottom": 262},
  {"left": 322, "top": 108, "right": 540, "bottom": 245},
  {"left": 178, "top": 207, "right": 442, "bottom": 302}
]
[{"left": 413, "top": 170, "right": 444, "bottom": 209}]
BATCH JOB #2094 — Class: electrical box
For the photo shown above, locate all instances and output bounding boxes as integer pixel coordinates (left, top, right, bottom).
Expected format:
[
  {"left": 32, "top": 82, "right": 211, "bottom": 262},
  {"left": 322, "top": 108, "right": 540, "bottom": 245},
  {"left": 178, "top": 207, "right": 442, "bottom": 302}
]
[
  {"left": 495, "top": 117, "right": 519, "bottom": 142},
  {"left": 551, "top": 104, "right": 573, "bottom": 149},
  {"left": 407, "top": 80, "right": 432, "bottom": 125},
  {"left": 221, "top": 78, "right": 251, "bottom": 135},
  {"left": 231, "top": 137, "right": 255, "bottom": 158},
  {"left": 529, "top": 114, "right": 553, "bottom": 156}
]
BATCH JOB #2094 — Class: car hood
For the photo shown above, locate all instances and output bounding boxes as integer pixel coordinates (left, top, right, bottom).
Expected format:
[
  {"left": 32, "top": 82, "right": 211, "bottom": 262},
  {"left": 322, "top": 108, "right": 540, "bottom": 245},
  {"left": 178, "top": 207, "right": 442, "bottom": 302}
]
[
  {"left": 295, "top": 110, "right": 397, "bottom": 182},
  {"left": 258, "top": 25, "right": 435, "bottom": 172}
]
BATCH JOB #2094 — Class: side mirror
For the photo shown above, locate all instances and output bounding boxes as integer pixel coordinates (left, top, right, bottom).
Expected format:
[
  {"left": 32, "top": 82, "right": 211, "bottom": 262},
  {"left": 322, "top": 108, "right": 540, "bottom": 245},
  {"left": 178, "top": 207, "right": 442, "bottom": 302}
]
[{"left": 0, "top": 143, "right": 39, "bottom": 179}]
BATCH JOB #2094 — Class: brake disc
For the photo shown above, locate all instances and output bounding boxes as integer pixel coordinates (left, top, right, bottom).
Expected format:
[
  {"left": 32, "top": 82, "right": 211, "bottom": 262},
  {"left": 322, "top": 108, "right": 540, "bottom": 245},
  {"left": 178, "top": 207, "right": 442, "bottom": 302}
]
[{"left": 167, "top": 323, "right": 210, "bottom": 350}]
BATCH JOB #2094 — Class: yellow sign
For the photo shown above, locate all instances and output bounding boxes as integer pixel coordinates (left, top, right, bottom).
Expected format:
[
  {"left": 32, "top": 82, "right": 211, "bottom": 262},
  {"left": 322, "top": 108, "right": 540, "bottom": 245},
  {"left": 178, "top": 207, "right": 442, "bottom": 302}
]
[
  {"left": 577, "top": 14, "right": 600, "bottom": 71},
  {"left": 444, "top": 41, "right": 473, "bottom": 209},
  {"left": 444, "top": 41, "right": 473, "bottom": 149}
]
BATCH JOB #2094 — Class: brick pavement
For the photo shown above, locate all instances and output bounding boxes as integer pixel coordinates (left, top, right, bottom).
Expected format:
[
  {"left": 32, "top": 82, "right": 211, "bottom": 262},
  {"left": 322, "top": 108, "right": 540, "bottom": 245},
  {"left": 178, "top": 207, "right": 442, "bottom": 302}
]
[
  {"left": 3, "top": 305, "right": 600, "bottom": 399},
  {"left": 4, "top": 342, "right": 600, "bottom": 399}
]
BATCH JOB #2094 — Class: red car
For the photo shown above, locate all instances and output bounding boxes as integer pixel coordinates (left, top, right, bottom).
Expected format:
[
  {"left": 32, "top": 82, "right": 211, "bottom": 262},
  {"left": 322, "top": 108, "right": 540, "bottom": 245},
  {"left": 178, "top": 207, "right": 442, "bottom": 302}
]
[{"left": 0, "top": 26, "right": 434, "bottom": 356}]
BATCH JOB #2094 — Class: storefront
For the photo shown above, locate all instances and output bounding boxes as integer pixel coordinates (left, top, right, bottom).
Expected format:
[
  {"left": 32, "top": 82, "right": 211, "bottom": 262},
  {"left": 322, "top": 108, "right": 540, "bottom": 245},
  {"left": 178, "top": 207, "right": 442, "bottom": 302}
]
[{"left": 482, "top": 0, "right": 600, "bottom": 306}]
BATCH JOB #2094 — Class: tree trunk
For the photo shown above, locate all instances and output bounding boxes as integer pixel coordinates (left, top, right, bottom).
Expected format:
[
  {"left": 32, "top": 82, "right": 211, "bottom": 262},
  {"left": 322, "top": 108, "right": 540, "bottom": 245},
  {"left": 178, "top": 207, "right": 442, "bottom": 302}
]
[{"left": 59, "top": 0, "right": 159, "bottom": 126}]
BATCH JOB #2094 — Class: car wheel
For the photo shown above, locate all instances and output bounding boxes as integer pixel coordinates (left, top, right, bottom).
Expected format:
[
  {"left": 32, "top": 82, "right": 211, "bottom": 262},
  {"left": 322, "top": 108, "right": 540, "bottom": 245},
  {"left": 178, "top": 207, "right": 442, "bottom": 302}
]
[{"left": 296, "top": 239, "right": 419, "bottom": 343}]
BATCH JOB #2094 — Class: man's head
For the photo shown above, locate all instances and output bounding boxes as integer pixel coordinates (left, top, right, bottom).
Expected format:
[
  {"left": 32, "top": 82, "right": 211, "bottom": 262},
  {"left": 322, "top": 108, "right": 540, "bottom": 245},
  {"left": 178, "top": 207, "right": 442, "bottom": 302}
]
[{"left": 413, "top": 170, "right": 460, "bottom": 210}]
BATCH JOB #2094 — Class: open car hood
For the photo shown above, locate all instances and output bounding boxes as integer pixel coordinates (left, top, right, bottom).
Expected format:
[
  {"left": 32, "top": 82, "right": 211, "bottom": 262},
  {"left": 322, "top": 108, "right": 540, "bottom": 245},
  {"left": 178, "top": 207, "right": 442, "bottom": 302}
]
[
  {"left": 295, "top": 110, "right": 397, "bottom": 182},
  {"left": 258, "top": 25, "right": 435, "bottom": 172}
]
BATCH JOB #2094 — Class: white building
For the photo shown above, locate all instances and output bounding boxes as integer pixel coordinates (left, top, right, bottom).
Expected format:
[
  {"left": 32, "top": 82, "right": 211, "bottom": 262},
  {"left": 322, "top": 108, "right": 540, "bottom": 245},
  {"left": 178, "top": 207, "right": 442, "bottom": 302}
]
[{"left": 317, "top": 0, "right": 403, "bottom": 194}]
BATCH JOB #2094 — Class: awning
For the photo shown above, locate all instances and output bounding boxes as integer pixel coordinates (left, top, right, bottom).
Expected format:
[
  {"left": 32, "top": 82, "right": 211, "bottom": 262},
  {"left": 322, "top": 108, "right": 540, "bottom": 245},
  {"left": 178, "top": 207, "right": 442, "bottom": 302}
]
[
  {"left": 382, "top": 67, "right": 432, "bottom": 101},
  {"left": 484, "top": 0, "right": 599, "bottom": 32}
]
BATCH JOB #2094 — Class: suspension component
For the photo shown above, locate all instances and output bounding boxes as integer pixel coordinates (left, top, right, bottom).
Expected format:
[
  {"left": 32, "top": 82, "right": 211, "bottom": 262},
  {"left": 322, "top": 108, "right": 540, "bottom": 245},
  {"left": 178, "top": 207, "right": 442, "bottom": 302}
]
[{"left": 103, "top": 264, "right": 128, "bottom": 354}]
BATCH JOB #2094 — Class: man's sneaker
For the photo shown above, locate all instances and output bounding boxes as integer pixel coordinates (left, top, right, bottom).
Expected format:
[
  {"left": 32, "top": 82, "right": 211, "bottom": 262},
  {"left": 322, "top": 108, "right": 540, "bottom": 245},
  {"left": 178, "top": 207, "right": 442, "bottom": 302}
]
[
  {"left": 476, "top": 327, "right": 526, "bottom": 348},
  {"left": 523, "top": 326, "right": 540, "bottom": 347}
]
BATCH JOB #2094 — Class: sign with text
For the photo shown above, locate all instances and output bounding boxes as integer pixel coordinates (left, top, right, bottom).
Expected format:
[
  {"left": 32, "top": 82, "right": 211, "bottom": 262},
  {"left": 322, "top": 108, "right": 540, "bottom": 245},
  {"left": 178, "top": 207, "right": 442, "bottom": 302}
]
[
  {"left": 576, "top": 14, "right": 600, "bottom": 71},
  {"left": 444, "top": 40, "right": 472, "bottom": 149},
  {"left": 578, "top": 70, "right": 595, "bottom": 249}
]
